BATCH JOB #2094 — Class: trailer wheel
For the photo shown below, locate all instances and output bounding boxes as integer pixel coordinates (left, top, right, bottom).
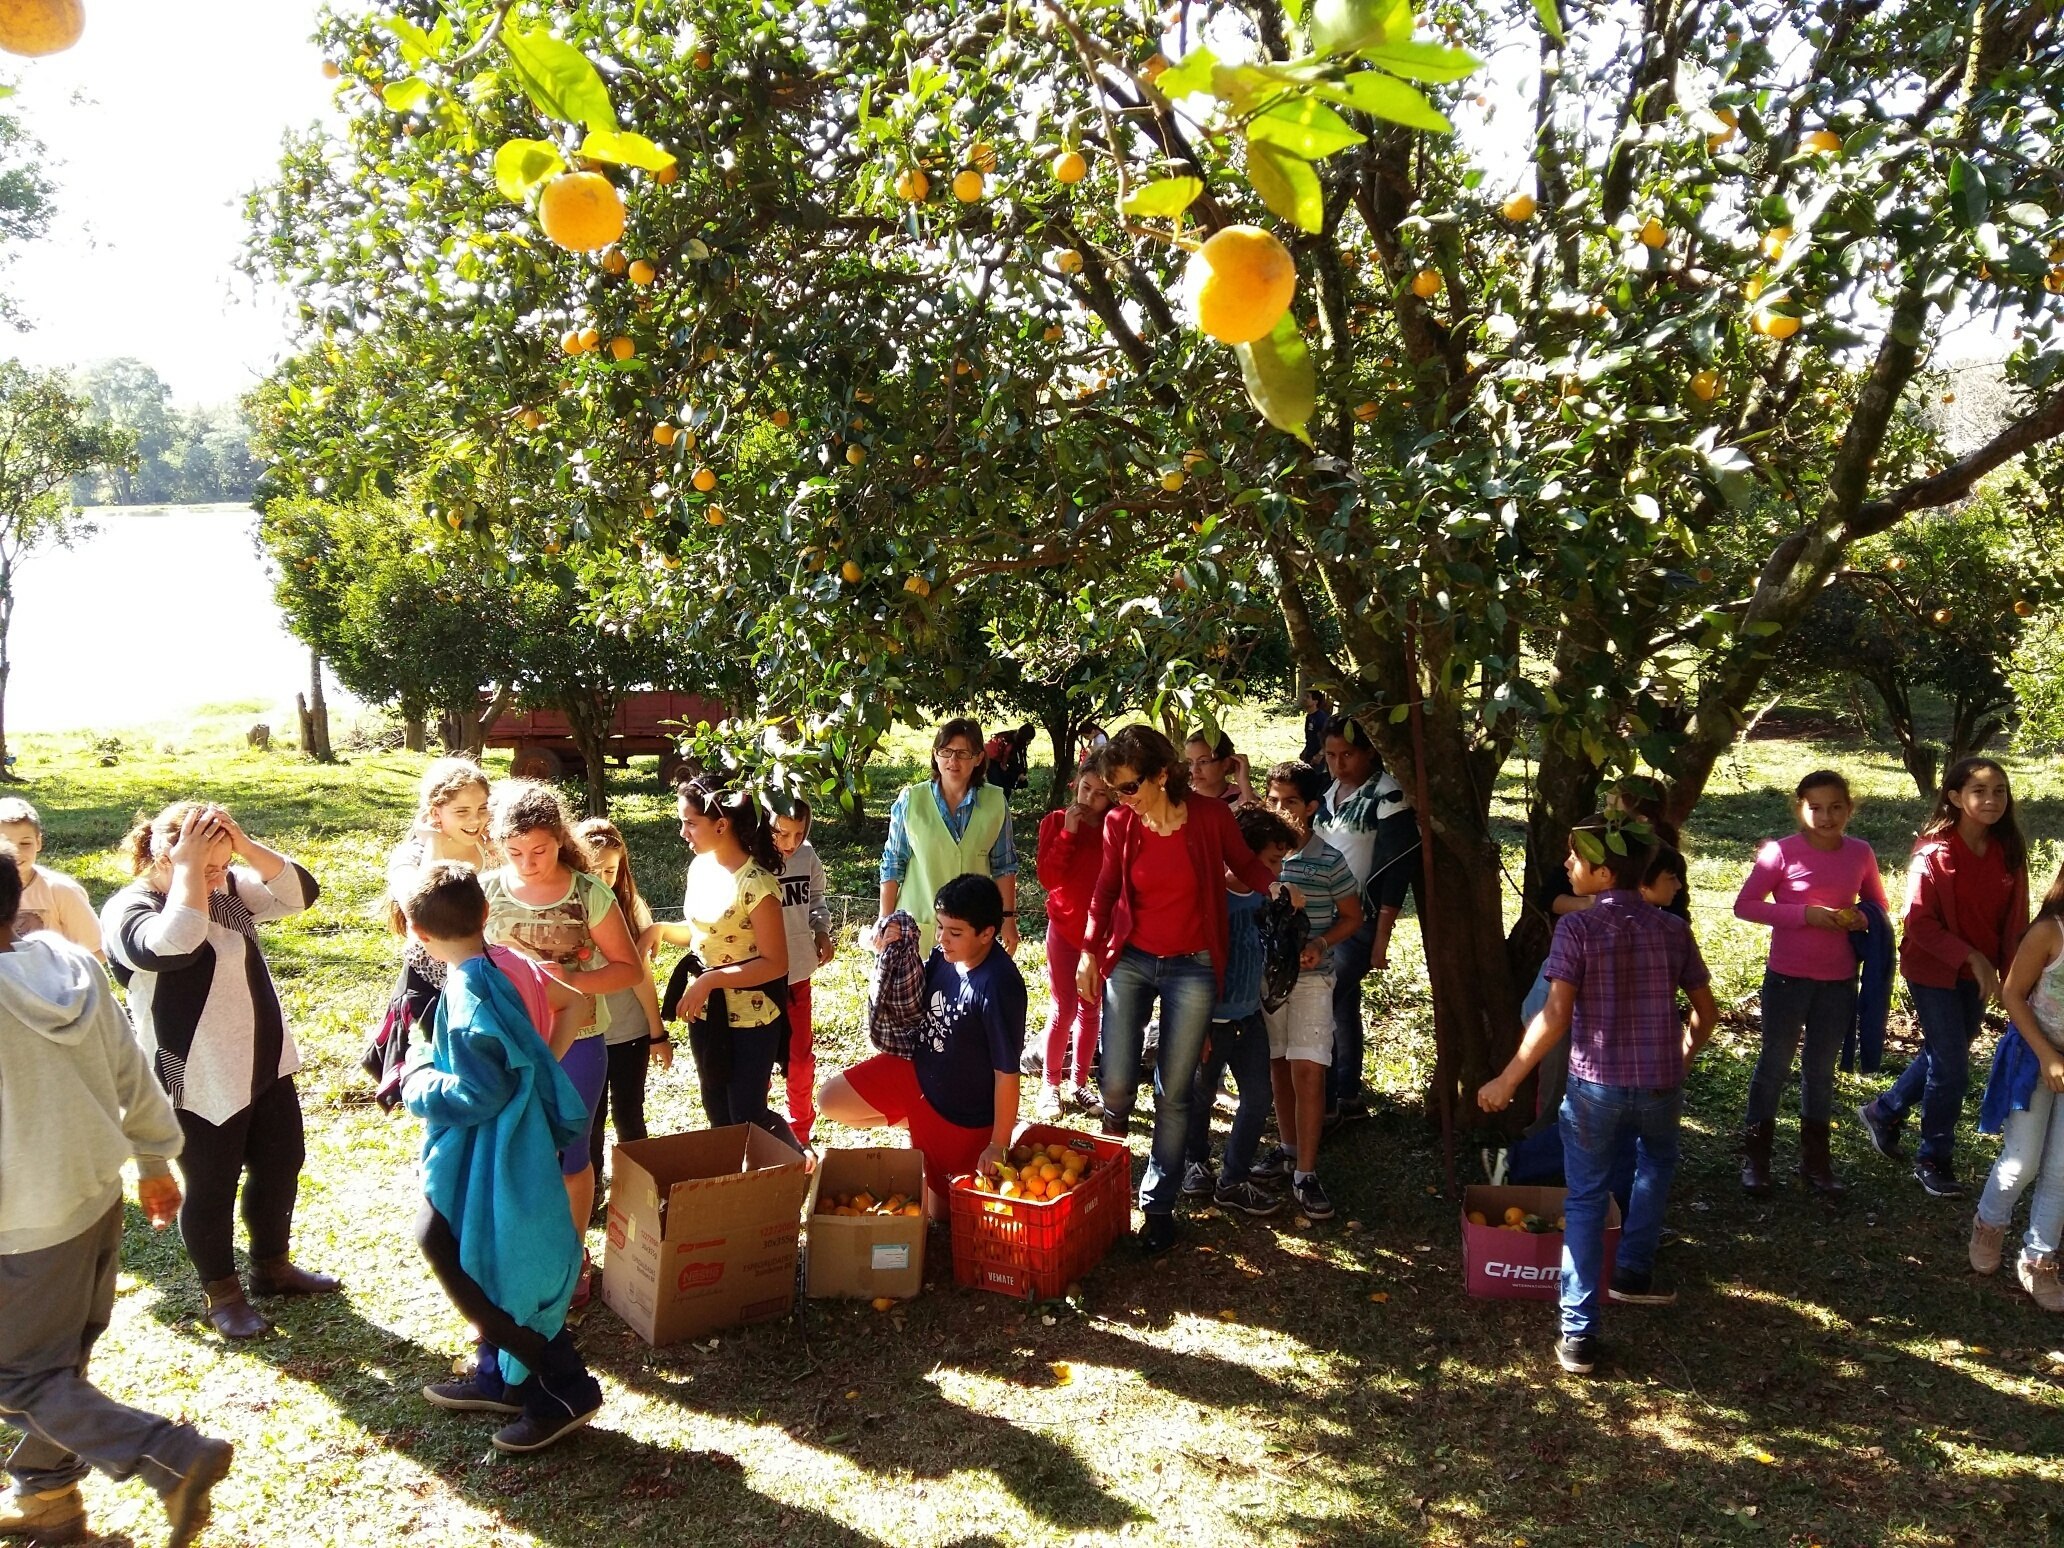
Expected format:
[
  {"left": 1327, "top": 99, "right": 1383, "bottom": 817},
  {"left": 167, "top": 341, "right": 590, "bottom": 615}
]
[{"left": 510, "top": 744, "right": 564, "bottom": 781}]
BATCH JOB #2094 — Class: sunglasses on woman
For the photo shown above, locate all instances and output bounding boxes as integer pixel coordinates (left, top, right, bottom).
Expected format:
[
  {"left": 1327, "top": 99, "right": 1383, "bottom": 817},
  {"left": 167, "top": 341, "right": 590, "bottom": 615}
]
[{"left": 1110, "top": 777, "right": 1145, "bottom": 796}]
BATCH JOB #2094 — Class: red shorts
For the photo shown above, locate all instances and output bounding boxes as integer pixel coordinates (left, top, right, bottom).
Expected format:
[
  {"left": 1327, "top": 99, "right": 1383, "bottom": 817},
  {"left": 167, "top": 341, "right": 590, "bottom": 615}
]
[{"left": 841, "top": 1052, "right": 990, "bottom": 1200}]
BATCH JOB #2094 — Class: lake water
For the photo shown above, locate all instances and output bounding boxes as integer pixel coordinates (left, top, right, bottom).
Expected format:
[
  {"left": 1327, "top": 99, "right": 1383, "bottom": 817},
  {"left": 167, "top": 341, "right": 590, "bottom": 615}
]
[{"left": 11, "top": 504, "right": 347, "bottom": 733}]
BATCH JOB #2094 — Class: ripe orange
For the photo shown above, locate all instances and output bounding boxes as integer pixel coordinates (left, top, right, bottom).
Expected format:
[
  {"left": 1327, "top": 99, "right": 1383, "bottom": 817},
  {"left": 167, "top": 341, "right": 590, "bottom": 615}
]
[
  {"left": 538, "top": 171, "right": 627, "bottom": 253},
  {"left": 1052, "top": 149, "right": 1088, "bottom": 184},
  {"left": 609, "top": 336, "right": 636, "bottom": 361},
  {"left": 1638, "top": 217, "right": 1667, "bottom": 248},
  {"left": 846, "top": 444, "right": 867, "bottom": 465},
  {"left": 577, "top": 326, "right": 601, "bottom": 352},
  {"left": 969, "top": 141, "right": 997, "bottom": 172},
  {"left": 0, "top": 0, "right": 84, "bottom": 56},
  {"left": 1750, "top": 307, "right": 1800, "bottom": 339},
  {"left": 601, "top": 246, "right": 629, "bottom": 276},
  {"left": 1501, "top": 192, "right": 1536, "bottom": 222},
  {"left": 691, "top": 466, "right": 717, "bottom": 492},
  {"left": 1932, "top": 608, "right": 1952, "bottom": 624},
  {"left": 321, "top": 59, "right": 341, "bottom": 80},
  {"left": 653, "top": 423, "right": 678, "bottom": 447},
  {"left": 903, "top": 575, "right": 930, "bottom": 597},
  {"left": 1184, "top": 225, "right": 1297, "bottom": 345},
  {"left": 2015, "top": 599, "right": 2035, "bottom": 617},
  {"left": 1144, "top": 52, "right": 1169, "bottom": 83},
  {"left": 519, "top": 408, "right": 544, "bottom": 431},
  {"left": 560, "top": 329, "right": 585, "bottom": 355},
  {"left": 706, "top": 506, "right": 726, "bottom": 525},
  {"left": 1042, "top": 324, "right": 1063, "bottom": 342},
  {"left": 1689, "top": 368, "right": 1719, "bottom": 401},
  {"left": 1410, "top": 267, "right": 1442, "bottom": 299},
  {"left": 840, "top": 560, "right": 862, "bottom": 583},
  {"left": 771, "top": 409, "right": 791, "bottom": 428},
  {"left": 692, "top": 48, "right": 714, "bottom": 70},
  {"left": 894, "top": 167, "right": 930, "bottom": 202},
  {"left": 654, "top": 162, "right": 679, "bottom": 185},
  {"left": 628, "top": 259, "right": 657, "bottom": 285},
  {"left": 1353, "top": 400, "right": 1378, "bottom": 422},
  {"left": 952, "top": 168, "right": 985, "bottom": 202},
  {"left": 1762, "top": 225, "right": 1792, "bottom": 261},
  {"left": 1160, "top": 469, "right": 1186, "bottom": 492},
  {"left": 1801, "top": 128, "right": 1842, "bottom": 155},
  {"left": 1056, "top": 248, "right": 1084, "bottom": 275}
]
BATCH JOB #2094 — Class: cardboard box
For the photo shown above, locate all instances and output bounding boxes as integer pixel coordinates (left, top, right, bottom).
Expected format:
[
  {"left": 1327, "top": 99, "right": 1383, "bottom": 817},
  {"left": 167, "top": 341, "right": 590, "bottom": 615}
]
[
  {"left": 803, "top": 1147, "right": 928, "bottom": 1300},
  {"left": 1461, "top": 1185, "right": 1622, "bottom": 1302},
  {"left": 601, "top": 1126, "right": 810, "bottom": 1345}
]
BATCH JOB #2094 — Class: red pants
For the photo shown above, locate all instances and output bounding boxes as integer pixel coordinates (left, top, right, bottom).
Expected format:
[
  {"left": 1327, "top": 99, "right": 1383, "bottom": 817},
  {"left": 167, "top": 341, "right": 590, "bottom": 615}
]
[
  {"left": 786, "top": 979, "right": 816, "bottom": 1146},
  {"left": 840, "top": 1052, "right": 991, "bottom": 1201},
  {"left": 1043, "top": 930, "right": 1100, "bottom": 1088}
]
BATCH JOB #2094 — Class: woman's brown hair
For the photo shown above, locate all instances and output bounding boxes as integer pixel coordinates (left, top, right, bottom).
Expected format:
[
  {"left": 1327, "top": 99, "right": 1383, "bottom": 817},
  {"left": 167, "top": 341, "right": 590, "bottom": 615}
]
[
  {"left": 123, "top": 801, "right": 208, "bottom": 877},
  {"left": 1100, "top": 725, "right": 1191, "bottom": 804},
  {"left": 488, "top": 781, "right": 590, "bottom": 873},
  {"left": 577, "top": 817, "right": 649, "bottom": 929}
]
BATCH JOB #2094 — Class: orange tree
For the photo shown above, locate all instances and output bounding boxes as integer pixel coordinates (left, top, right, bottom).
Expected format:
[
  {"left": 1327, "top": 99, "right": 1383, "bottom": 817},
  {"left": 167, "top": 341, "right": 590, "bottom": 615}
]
[{"left": 247, "top": 0, "right": 2064, "bottom": 1121}]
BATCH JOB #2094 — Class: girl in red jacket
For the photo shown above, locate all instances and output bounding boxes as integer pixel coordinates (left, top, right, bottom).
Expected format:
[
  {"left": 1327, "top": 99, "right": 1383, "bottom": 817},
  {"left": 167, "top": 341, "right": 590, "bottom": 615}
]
[
  {"left": 1858, "top": 758, "right": 2030, "bottom": 1198},
  {"left": 1079, "top": 726, "right": 1289, "bottom": 1255},
  {"left": 1034, "top": 762, "right": 1113, "bottom": 1119}
]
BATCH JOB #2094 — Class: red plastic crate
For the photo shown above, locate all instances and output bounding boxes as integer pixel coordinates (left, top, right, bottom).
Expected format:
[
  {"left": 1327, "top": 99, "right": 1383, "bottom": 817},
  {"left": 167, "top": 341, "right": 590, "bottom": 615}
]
[{"left": 949, "top": 1123, "right": 1131, "bottom": 1299}]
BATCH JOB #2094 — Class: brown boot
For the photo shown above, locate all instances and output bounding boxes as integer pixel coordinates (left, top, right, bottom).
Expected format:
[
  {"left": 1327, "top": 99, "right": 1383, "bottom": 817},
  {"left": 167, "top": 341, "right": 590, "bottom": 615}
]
[
  {"left": 0, "top": 1480, "right": 87, "bottom": 1543},
  {"left": 1799, "top": 1119, "right": 1847, "bottom": 1196},
  {"left": 202, "top": 1276, "right": 273, "bottom": 1339},
  {"left": 1740, "top": 1120, "right": 1775, "bottom": 1196},
  {"left": 248, "top": 1256, "right": 341, "bottom": 1298}
]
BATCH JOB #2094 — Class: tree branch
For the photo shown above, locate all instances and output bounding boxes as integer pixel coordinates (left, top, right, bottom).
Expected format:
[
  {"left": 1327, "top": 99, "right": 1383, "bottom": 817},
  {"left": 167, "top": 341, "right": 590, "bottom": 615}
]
[{"left": 1848, "top": 386, "right": 2064, "bottom": 540}]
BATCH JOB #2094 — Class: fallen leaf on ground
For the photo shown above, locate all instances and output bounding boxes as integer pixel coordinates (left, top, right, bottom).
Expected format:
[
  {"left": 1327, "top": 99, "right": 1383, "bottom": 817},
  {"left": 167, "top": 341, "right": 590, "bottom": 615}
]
[
  {"left": 1369, "top": 1292, "right": 1390, "bottom": 1303},
  {"left": 1050, "top": 1361, "right": 1074, "bottom": 1386}
]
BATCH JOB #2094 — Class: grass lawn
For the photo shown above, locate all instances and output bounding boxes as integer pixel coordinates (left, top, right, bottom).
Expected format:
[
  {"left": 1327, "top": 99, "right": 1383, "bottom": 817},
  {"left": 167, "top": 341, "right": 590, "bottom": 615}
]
[{"left": 6, "top": 705, "right": 2064, "bottom": 1547}]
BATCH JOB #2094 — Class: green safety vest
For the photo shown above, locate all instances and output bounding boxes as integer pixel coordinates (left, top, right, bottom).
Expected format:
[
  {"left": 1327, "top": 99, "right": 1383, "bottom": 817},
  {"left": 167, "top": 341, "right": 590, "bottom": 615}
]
[{"left": 903, "top": 782, "right": 1005, "bottom": 953}]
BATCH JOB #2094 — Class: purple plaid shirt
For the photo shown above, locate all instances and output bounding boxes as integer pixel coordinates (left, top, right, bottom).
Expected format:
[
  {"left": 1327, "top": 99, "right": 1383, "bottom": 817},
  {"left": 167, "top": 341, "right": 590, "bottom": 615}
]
[{"left": 1544, "top": 890, "right": 1710, "bottom": 1089}]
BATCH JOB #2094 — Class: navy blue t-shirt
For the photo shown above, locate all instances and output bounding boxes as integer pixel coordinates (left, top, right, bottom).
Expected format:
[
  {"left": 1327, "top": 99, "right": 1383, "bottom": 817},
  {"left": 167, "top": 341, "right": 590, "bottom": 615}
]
[{"left": 913, "top": 945, "right": 1028, "bottom": 1130}]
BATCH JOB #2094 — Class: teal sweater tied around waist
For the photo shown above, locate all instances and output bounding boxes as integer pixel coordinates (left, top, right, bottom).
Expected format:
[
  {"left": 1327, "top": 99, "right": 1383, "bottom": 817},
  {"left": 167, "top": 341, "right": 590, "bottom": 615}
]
[{"left": 402, "top": 953, "right": 589, "bottom": 1384}]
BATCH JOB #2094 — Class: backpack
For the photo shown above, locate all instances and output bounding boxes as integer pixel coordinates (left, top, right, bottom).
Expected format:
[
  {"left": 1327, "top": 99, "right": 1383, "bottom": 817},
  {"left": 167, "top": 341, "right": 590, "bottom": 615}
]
[{"left": 1257, "top": 890, "right": 1308, "bottom": 1013}]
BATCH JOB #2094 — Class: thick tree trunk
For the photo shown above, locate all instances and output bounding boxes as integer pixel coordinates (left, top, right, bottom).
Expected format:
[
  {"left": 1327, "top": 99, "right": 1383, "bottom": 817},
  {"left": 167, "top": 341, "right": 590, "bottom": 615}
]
[
  {"left": 1509, "top": 737, "right": 1603, "bottom": 988},
  {"left": 401, "top": 703, "right": 427, "bottom": 752},
  {"left": 562, "top": 696, "right": 613, "bottom": 818},
  {"left": 1044, "top": 708, "right": 1077, "bottom": 810}
]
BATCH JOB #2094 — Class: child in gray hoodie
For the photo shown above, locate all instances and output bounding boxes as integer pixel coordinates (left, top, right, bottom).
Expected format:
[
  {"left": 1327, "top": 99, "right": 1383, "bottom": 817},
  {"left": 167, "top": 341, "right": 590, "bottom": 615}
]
[{"left": 0, "top": 841, "right": 232, "bottom": 1547}]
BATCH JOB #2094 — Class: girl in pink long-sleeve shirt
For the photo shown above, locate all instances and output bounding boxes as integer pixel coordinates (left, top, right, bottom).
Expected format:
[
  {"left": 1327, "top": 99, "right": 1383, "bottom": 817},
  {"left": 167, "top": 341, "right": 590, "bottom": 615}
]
[{"left": 1732, "top": 770, "right": 1887, "bottom": 1198}]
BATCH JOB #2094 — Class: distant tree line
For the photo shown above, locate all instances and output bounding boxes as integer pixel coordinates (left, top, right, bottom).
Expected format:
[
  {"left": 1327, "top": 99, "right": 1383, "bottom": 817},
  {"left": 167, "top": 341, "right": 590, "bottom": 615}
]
[{"left": 67, "top": 358, "right": 260, "bottom": 507}]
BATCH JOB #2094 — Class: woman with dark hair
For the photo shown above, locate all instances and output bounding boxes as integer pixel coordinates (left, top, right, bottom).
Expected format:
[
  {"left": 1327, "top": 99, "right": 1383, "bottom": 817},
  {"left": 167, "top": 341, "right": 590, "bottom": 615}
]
[
  {"left": 1299, "top": 690, "right": 1331, "bottom": 766},
  {"left": 1080, "top": 726, "right": 1293, "bottom": 1255},
  {"left": 1859, "top": 757, "right": 2029, "bottom": 1198},
  {"left": 647, "top": 778, "right": 801, "bottom": 1151},
  {"left": 101, "top": 802, "right": 335, "bottom": 1339},
  {"left": 875, "top": 716, "right": 1019, "bottom": 955},
  {"left": 1186, "top": 729, "right": 1256, "bottom": 807}
]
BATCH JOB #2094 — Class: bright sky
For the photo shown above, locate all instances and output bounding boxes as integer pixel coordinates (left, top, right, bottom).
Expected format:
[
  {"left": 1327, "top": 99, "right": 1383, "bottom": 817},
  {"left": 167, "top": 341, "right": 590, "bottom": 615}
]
[{"left": 2, "top": 0, "right": 337, "bottom": 406}]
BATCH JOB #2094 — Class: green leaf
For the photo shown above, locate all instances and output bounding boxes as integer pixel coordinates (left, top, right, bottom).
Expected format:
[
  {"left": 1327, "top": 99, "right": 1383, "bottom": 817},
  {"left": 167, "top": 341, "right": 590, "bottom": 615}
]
[
  {"left": 1948, "top": 154, "right": 1987, "bottom": 229},
  {"left": 381, "top": 16, "right": 437, "bottom": 66},
  {"left": 1533, "top": 0, "right": 1566, "bottom": 43},
  {"left": 1359, "top": 41, "right": 1483, "bottom": 83},
  {"left": 493, "top": 138, "right": 567, "bottom": 203},
  {"left": 1311, "top": 72, "right": 1453, "bottom": 134},
  {"left": 1247, "top": 139, "right": 1325, "bottom": 232},
  {"left": 578, "top": 128, "right": 676, "bottom": 172},
  {"left": 1310, "top": 0, "right": 1413, "bottom": 54},
  {"left": 1121, "top": 176, "right": 1204, "bottom": 219},
  {"left": 1234, "top": 313, "right": 1316, "bottom": 445},
  {"left": 1247, "top": 95, "right": 1367, "bottom": 159},
  {"left": 502, "top": 26, "right": 617, "bottom": 130},
  {"left": 381, "top": 78, "right": 434, "bottom": 114},
  {"left": 2003, "top": 201, "right": 2048, "bottom": 229},
  {"left": 1156, "top": 47, "right": 1220, "bottom": 100}
]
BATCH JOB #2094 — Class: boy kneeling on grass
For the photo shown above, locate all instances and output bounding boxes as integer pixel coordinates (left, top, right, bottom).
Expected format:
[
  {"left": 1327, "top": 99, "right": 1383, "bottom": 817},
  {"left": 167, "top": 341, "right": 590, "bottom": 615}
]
[
  {"left": 398, "top": 861, "right": 604, "bottom": 1454},
  {"left": 1477, "top": 815, "right": 1719, "bottom": 1378},
  {"left": 818, "top": 875, "right": 1026, "bottom": 1219}
]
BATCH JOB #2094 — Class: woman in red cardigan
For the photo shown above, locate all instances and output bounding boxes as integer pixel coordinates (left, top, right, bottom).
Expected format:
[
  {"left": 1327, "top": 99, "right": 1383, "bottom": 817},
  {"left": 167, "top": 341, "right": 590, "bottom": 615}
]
[
  {"left": 1079, "top": 726, "right": 1290, "bottom": 1254},
  {"left": 1859, "top": 757, "right": 2030, "bottom": 1198}
]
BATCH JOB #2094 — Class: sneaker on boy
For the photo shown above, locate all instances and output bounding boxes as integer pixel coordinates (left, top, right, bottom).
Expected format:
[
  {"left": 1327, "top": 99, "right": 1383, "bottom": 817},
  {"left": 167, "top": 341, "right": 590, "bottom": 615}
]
[
  {"left": 400, "top": 862, "right": 603, "bottom": 1452},
  {"left": 1476, "top": 815, "right": 1719, "bottom": 1368}
]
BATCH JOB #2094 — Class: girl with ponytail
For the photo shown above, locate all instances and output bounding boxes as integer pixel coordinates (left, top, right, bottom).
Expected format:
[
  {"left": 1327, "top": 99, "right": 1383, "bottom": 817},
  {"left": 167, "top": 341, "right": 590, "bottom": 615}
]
[{"left": 646, "top": 777, "right": 801, "bottom": 1150}]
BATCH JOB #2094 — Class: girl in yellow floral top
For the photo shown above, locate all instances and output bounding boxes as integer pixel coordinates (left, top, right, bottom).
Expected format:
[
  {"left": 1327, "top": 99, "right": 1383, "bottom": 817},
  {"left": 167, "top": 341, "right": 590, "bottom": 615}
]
[{"left": 646, "top": 777, "right": 800, "bottom": 1151}]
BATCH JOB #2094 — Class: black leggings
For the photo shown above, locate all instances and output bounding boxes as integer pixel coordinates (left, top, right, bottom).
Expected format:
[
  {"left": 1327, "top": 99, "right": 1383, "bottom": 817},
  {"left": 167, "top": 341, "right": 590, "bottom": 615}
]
[
  {"left": 688, "top": 1020, "right": 801, "bottom": 1150},
  {"left": 414, "top": 1202, "right": 550, "bottom": 1374},
  {"left": 588, "top": 1038, "right": 653, "bottom": 1180},
  {"left": 173, "top": 1076, "right": 305, "bottom": 1283}
]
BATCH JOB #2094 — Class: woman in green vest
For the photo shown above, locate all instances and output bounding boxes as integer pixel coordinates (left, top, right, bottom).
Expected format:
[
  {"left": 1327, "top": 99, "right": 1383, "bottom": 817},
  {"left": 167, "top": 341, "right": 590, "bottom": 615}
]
[{"left": 876, "top": 717, "right": 1020, "bottom": 956}]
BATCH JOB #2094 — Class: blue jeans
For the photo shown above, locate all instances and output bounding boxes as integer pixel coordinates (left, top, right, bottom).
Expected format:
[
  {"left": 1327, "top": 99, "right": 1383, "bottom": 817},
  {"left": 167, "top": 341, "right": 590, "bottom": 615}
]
[
  {"left": 1328, "top": 917, "right": 1377, "bottom": 1109},
  {"left": 1505, "top": 1111, "right": 1636, "bottom": 1217},
  {"left": 1101, "top": 947, "right": 1217, "bottom": 1216},
  {"left": 1747, "top": 969, "right": 1858, "bottom": 1127},
  {"left": 1559, "top": 1076, "right": 1683, "bottom": 1339},
  {"left": 1185, "top": 1012, "right": 1272, "bottom": 1182},
  {"left": 1878, "top": 979, "right": 1983, "bottom": 1164}
]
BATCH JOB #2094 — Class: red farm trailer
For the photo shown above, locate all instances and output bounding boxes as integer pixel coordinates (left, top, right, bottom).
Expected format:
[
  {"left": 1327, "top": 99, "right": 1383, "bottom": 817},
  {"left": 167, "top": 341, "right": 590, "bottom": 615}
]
[{"left": 485, "top": 691, "right": 726, "bottom": 784}]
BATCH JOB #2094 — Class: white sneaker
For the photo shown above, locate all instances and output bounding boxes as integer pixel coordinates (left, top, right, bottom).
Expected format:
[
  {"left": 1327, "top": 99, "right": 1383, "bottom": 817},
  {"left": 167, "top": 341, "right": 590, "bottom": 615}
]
[{"left": 1035, "top": 1084, "right": 1062, "bottom": 1119}]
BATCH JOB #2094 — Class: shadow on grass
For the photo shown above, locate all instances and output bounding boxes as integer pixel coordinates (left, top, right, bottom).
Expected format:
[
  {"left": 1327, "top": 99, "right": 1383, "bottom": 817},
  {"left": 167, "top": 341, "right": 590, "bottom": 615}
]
[{"left": 118, "top": 1234, "right": 890, "bottom": 1548}]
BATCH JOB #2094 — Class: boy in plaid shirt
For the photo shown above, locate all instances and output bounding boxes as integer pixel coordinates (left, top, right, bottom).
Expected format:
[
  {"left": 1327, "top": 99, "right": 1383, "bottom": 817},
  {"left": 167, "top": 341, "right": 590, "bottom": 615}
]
[{"left": 1478, "top": 814, "right": 1718, "bottom": 1376}]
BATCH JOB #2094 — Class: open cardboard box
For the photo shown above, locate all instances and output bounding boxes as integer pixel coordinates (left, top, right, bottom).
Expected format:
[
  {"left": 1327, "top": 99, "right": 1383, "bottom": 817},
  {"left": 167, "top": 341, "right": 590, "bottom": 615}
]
[
  {"left": 601, "top": 1125, "right": 810, "bottom": 1345},
  {"left": 803, "top": 1146, "right": 928, "bottom": 1300},
  {"left": 1460, "top": 1184, "right": 1621, "bottom": 1302}
]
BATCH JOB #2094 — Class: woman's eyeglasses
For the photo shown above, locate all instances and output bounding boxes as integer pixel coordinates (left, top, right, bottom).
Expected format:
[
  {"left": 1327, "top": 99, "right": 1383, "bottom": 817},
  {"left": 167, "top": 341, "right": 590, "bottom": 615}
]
[
  {"left": 1110, "top": 778, "right": 1145, "bottom": 796},
  {"left": 936, "top": 747, "right": 978, "bottom": 763}
]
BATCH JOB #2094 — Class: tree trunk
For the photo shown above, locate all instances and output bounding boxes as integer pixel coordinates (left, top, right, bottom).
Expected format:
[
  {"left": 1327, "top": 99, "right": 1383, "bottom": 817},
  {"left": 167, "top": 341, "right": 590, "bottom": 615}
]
[
  {"left": 1045, "top": 709, "right": 1078, "bottom": 810},
  {"left": 445, "top": 685, "right": 511, "bottom": 757},
  {"left": 0, "top": 556, "right": 16, "bottom": 783},
  {"left": 562, "top": 695, "right": 613, "bottom": 817},
  {"left": 1509, "top": 737, "right": 1603, "bottom": 989},
  {"left": 401, "top": 698, "right": 427, "bottom": 753},
  {"left": 304, "top": 649, "right": 333, "bottom": 762}
]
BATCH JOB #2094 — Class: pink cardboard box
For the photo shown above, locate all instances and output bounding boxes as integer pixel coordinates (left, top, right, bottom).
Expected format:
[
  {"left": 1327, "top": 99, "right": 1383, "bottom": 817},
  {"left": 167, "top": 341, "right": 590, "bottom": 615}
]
[{"left": 1461, "top": 1185, "right": 1622, "bottom": 1302}]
